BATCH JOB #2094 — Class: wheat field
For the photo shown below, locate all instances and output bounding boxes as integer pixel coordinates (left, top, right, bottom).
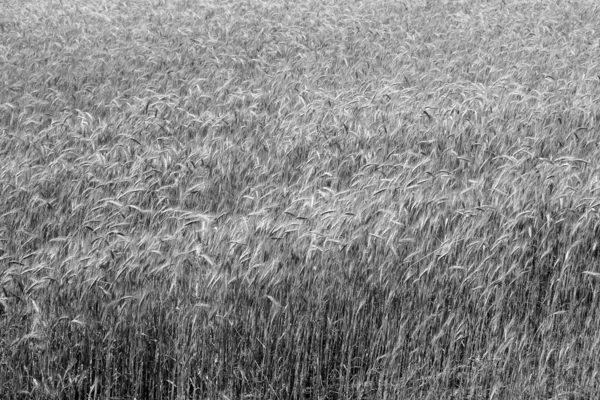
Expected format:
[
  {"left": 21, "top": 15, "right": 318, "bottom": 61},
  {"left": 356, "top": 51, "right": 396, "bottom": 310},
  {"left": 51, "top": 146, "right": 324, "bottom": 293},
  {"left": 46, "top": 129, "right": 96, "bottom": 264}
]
[{"left": 2, "top": 0, "right": 600, "bottom": 398}]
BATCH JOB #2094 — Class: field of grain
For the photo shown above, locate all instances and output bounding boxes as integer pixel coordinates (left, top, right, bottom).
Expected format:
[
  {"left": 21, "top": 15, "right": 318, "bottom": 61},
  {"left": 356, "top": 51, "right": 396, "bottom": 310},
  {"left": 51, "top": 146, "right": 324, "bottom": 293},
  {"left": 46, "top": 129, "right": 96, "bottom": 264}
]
[{"left": 2, "top": 0, "right": 600, "bottom": 398}]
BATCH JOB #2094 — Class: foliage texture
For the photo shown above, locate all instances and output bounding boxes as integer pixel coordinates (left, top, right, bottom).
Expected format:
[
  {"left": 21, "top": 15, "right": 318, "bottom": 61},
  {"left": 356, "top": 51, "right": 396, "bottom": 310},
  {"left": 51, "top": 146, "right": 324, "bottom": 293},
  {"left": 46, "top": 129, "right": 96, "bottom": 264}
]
[{"left": 2, "top": 0, "right": 600, "bottom": 398}]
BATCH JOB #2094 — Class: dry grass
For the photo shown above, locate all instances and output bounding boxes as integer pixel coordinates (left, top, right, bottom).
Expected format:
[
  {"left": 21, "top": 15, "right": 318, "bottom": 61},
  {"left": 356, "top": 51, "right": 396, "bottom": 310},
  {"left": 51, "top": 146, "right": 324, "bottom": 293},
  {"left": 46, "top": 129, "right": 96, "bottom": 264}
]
[{"left": 2, "top": 0, "right": 600, "bottom": 398}]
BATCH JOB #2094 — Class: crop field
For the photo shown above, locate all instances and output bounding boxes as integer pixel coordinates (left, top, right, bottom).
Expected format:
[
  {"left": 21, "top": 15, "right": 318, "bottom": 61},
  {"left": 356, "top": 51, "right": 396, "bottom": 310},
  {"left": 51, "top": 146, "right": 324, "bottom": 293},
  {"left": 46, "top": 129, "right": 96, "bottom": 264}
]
[{"left": 2, "top": 0, "right": 600, "bottom": 398}]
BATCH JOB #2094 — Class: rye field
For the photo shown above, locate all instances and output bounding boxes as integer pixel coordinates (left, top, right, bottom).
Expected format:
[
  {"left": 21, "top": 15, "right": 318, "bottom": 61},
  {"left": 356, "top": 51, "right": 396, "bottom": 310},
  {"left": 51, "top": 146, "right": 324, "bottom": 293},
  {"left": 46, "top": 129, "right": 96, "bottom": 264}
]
[{"left": 2, "top": 0, "right": 600, "bottom": 398}]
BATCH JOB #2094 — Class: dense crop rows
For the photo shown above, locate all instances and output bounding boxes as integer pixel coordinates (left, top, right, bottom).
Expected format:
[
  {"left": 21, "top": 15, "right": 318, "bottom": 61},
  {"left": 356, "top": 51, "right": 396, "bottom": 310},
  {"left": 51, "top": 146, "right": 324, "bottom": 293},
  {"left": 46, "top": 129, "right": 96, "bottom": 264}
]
[{"left": 2, "top": 0, "right": 600, "bottom": 398}]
